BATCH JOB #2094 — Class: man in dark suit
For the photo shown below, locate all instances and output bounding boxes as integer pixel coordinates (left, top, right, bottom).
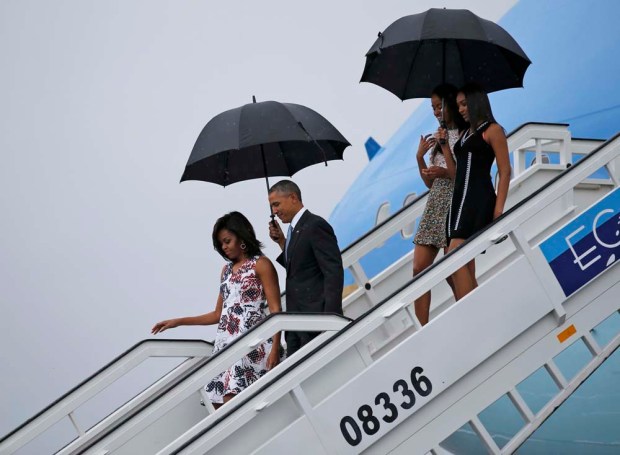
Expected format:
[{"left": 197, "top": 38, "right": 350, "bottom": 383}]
[{"left": 268, "top": 180, "right": 344, "bottom": 356}]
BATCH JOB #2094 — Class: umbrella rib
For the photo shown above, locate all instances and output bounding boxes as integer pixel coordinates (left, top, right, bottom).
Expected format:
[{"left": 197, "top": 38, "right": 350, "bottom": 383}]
[
  {"left": 278, "top": 141, "right": 292, "bottom": 176},
  {"left": 402, "top": 42, "right": 423, "bottom": 99},
  {"left": 456, "top": 39, "right": 467, "bottom": 88},
  {"left": 278, "top": 104, "right": 330, "bottom": 168},
  {"left": 236, "top": 102, "right": 244, "bottom": 151},
  {"left": 400, "top": 10, "right": 431, "bottom": 100},
  {"left": 223, "top": 150, "right": 230, "bottom": 186},
  {"left": 268, "top": 104, "right": 303, "bottom": 175},
  {"left": 297, "top": 121, "right": 328, "bottom": 166},
  {"left": 401, "top": 9, "right": 432, "bottom": 98}
]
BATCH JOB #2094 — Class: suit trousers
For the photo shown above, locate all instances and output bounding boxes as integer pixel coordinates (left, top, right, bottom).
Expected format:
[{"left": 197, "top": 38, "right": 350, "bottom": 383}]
[{"left": 285, "top": 330, "right": 320, "bottom": 357}]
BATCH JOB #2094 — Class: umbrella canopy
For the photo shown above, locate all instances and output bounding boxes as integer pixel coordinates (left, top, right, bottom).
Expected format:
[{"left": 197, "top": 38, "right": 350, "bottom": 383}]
[
  {"left": 360, "top": 8, "right": 531, "bottom": 100},
  {"left": 182, "top": 99, "right": 350, "bottom": 186}
]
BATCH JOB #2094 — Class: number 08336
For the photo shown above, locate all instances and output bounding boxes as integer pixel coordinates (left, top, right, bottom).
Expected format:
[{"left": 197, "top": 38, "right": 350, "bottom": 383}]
[{"left": 339, "top": 366, "right": 433, "bottom": 447}]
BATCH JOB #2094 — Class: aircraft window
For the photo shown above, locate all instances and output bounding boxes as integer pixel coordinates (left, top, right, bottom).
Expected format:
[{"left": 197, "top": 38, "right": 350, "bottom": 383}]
[
  {"left": 403, "top": 193, "right": 417, "bottom": 207},
  {"left": 401, "top": 193, "right": 417, "bottom": 238},
  {"left": 375, "top": 201, "right": 391, "bottom": 227}
]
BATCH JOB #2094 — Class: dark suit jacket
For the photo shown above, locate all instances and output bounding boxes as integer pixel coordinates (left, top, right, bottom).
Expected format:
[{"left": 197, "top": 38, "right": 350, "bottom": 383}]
[{"left": 277, "top": 210, "right": 344, "bottom": 315}]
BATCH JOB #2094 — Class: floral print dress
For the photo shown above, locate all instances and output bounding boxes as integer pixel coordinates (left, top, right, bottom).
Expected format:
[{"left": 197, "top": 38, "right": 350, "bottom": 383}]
[
  {"left": 205, "top": 256, "right": 276, "bottom": 403},
  {"left": 413, "top": 128, "right": 459, "bottom": 248}
]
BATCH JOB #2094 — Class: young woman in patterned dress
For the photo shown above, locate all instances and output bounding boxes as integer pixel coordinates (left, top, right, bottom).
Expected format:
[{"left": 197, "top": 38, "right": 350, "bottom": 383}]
[
  {"left": 151, "top": 211, "right": 282, "bottom": 408},
  {"left": 440, "top": 83, "right": 511, "bottom": 300},
  {"left": 413, "top": 84, "right": 467, "bottom": 325}
]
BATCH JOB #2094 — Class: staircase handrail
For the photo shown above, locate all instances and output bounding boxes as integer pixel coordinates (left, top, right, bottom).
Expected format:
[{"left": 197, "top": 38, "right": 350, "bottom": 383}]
[
  {"left": 0, "top": 339, "right": 213, "bottom": 452},
  {"left": 56, "top": 313, "right": 350, "bottom": 454}
]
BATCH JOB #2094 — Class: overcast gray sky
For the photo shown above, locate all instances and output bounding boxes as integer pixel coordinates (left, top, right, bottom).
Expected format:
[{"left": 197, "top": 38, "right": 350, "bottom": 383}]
[{"left": 0, "top": 0, "right": 516, "bottom": 436}]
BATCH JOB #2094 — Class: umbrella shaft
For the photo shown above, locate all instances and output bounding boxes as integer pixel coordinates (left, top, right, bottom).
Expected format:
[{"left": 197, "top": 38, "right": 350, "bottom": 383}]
[{"left": 260, "top": 144, "right": 275, "bottom": 220}]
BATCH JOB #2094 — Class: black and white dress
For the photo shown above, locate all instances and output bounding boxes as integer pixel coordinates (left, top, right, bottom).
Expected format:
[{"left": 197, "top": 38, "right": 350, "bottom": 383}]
[
  {"left": 447, "top": 122, "right": 497, "bottom": 240},
  {"left": 205, "top": 256, "right": 278, "bottom": 403}
]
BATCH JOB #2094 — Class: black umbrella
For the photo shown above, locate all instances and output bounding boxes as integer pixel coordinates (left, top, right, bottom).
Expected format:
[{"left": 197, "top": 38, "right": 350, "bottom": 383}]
[
  {"left": 360, "top": 8, "right": 531, "bottom": 100},
  {"left": 181, "top": 97, "right": 350, "bottom": 218}
]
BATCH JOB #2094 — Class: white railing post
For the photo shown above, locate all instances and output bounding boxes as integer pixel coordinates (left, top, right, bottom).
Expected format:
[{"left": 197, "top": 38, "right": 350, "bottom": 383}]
[
  {"left": 559, "top": 130, "right": 571, "bottom": 166},
  {"left": 68, "top": 411, "right": 85, "bottom": 436},
  {"left": 535, "top": 138, "right": 542, "bottom": 165},
  {"left": 606, "top": 160, "right": 620, "bottom": 186},
  {"left": 513, "top": 146, "right": 525, "bottom": 177}
]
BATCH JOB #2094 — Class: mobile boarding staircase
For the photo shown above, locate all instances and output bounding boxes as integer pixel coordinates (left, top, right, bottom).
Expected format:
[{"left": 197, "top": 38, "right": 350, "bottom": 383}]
[{"left": 2, "top": 123, "right": 619, "bottom": 454}]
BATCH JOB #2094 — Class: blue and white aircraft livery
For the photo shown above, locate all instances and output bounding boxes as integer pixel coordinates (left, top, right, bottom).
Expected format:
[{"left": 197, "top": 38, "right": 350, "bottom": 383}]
[
  {"left": 541, "top": 188, "right": 620, "bottom": 297},
  {"left": 329, "top": 0, "right": 620, "bottom": 452}
]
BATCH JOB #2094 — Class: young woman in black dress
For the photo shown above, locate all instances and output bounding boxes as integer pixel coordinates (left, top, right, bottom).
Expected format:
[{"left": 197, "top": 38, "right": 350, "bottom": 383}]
[{"left": 437, "top": 83, "right": 511, "bottom": 300}]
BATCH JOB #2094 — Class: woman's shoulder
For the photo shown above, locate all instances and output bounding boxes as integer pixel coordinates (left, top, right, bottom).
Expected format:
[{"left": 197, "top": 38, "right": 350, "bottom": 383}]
[
  {"left": 481, "top": 122, "right": 506, "bottom": 141},
  {"left": 254, "top": 255, "right": 273, "bottom": 270},
  {"left": 485, "top": 121, "right": 503, "bottom": 131},
  {"left": 254, "top": 255, "right": 277, "bottom": 280}
]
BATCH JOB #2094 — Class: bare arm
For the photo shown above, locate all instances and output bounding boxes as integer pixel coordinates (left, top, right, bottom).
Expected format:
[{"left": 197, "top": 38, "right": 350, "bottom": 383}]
[
  {"left": 438, "top": 128, "right": 458, "bottom": 180},
  {"left": 416, "top": 134, "right": 436, "bottom": 188},
  {"left": 151, "top": 296, "right": 223, "bottom": 334},
  {"left": 151, "top": 267, "right": 225, "bottom": 335},
  {"left": 255, "top": 256, "right": 282, "bottom": 369},
  {"left": 485, "top": 124, "right": 511, "bottom": 219},
  {"left": 423, "top": 165, "right": 452, "bottom": 180}
]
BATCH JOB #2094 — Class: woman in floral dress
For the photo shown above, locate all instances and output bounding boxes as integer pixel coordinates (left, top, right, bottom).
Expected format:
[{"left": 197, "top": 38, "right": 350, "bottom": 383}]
[
  {"left": 152, "top": 211, "right": 282, "bottom": 407},
  {"left": 412, "top": 84, "right": 466, "bottom": 325}
]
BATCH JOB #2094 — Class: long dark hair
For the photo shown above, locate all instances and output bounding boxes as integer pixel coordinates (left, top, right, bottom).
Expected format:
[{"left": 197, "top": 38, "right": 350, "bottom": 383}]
[
  {"left": 431, "top": 83, "right": 466, "bottom": 159},
  {"left": 212, "top": 211, "right": 264, "bottom": 260},
  {"left": 459, "top": 82, "right": 497, "bottom": 129}
]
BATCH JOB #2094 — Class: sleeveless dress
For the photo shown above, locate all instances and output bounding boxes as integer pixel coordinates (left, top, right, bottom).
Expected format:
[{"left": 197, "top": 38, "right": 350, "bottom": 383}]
[
  {"left": 205, "top": 256, "right": 277, "bottom": 403},
  {"left": 414, "top": 128, "right": 459, "bottom": 248},
  {"left": 447, "top": 122, "right": 497, "bottom": 240}
]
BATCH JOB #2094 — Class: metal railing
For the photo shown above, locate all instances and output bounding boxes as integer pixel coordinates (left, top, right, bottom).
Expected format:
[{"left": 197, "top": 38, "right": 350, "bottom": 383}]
[
  {"left": 0, "top": 339, "right": 213, "bottom": 454},
  {"left": 61, "top": 313, "right": 350, "bottom": 454}
]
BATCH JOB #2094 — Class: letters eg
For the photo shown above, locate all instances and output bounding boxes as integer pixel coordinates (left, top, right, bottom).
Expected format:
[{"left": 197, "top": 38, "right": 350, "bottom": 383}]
[{"left": 565, "top": 208, "right": 620, "bottom": 271}]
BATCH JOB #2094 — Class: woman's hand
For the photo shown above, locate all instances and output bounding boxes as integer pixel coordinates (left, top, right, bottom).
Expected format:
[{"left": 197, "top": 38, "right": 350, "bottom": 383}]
[
  {"left": 434, "top": 127, "right": 450, "bottom": 150},
  {"left": 266, "top": 346, "right": 281, "bottom": 370},
  {"left": 422, "top": 165, "right": 448, "bottom": 179},
  {"left": 417, "top": 134, "right": 435, "bottom": 158},
  {"left": 151, "top": 319, "right": 179, "bottom": 335},
  {"left": 493, "top": 207, "right": 503, "bottom": 220}
]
